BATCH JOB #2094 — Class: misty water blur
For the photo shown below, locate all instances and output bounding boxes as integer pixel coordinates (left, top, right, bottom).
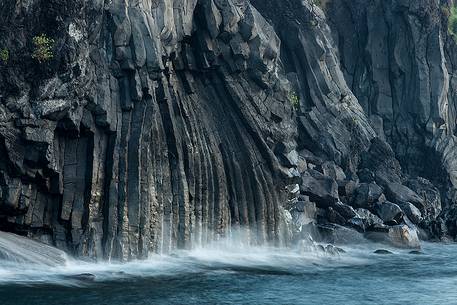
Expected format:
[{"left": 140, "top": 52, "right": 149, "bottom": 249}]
[
  {"left": 0, "top": 229, "right": 366, "bottom": 286},
  {"left": 1, "top": 231, "right": 457, "bottom": 305}
]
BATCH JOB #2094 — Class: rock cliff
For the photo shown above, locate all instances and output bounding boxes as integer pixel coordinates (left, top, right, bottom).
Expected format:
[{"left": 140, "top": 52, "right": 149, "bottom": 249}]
[{"left": 0, "top": 0, "right": 456, "bottom": 260}]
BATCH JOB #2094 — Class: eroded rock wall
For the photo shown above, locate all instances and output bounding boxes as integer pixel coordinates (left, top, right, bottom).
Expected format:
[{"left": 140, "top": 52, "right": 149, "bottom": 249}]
[
  {"left": 1, "top": 0, "right": 457, "bottom": 259},
  {"left": 327, "top": 0, "right": 457, "bottom": 237},
  {"left": 0, "top": 0, "right": 299, "bottom": 260}
]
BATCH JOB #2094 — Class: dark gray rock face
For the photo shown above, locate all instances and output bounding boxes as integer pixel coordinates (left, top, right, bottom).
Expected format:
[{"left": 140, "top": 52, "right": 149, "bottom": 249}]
[
  {"left": 351, "top": 183, "right": 384, "bottom": 209},
  {"left": 348, "top": 208, "right": 383, "bottom": 232},
  {"left": 327, "top": 0, "right": 457, "bottom": 239},
  {"left": 405, "top": 177, "right": 442, "bottom": 223},
  {"left": 0, "top": 0, "right": 299, "bottom": 259},
  {"left": 374, "top": 202, "right": 404, "bottom": 225},
  {"left": 397, "top": 202, "right": 423, "bottom": 225},
  {"left": 1, "top": 0, "right": 457, "bottom": 258},
  {"left": 366, "top": 224, "right": 421, "bottom": 249},
  {"left": 384, "top": 183, "right": 424, "bottom": 210},
  {"left": 300, "top": 170, "right": 339, "bottom": 207}
]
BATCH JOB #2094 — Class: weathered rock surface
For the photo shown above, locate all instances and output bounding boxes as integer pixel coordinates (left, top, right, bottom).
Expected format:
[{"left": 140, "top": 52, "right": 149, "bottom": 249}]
[
  {"left": 348, "top": 208, "right": 383, "bottom": 232},
  {"left": 374, "top": 202, "right": 404, "bottom": 225},
  {"left": 351, "top": 183, "right": 384, "bottom": 209},
  {"left": 300, "top": 170, "right": 339, "bottom": 207},
  {"left": 1, "top": 0, "right": 457, "bottom": 258},
  {"left": 0, "top": 0, "right": 299, "bottom": 259},
  {"left": 397, "top": 202, "right": 423, "bottom": 225},
  {"left": 327, "top": 0, "right": 457, "bottom": 240},
  {"left": 366, "top": 224, "right": 421, "bottom": 249}
]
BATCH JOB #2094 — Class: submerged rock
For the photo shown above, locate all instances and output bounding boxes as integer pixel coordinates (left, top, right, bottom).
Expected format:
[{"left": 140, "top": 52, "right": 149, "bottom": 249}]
[
  {"left": 324, "top": 244, "right": 346, "bottom": 255},
  {"left": 297, "top": 237, "right": 345, "bottom": 256},
  {"left": 409, "top": 250, "right": 423, "bottom": 255},
  {"left": 374, "top": 249, "right": 393, "bottom": 255},
  {"left": 67, "top": 273, "right": 96, "bottom": 282}
]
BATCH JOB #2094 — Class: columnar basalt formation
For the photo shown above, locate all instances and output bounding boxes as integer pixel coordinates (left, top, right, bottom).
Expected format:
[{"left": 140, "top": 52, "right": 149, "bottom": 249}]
[
  {"left": 326, "top": 0, "right": 457, "bottom": 237},
  {"left": 1, "top": 0, "right": 457, "bottom": 259},
  {"left": 0, "top": 0, "right": 299, "bottom": 260}
]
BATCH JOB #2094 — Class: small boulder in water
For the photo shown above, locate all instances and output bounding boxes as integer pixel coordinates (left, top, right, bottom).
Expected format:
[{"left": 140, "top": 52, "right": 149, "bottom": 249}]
[
  {"left": 297, "top": 237, "right": 345, "bottom": 256},
  {"left": 374, "top": 249, "right": 393, "bottom": 255},
  {"left": 324, "top": 244, "right": 346, "bottom": 255},
  {"left": 409, "top": 250, "right": 423, "bottom": 255},
  {"left": 67, "top": 273, "right": 96, "bottom": 281}
]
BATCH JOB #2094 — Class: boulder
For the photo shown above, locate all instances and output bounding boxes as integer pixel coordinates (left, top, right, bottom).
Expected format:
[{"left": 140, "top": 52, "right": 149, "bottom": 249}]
[
  {"left": 409, "top": 250, "right": 423, "bottom": 255},
  {"left": 300, "top": 170, "right": 339, "bottom": 207},
  {"left": 348, "top": 208, "right": 383, "bottom": 231},
  {"left": 358, "top": 168, "right": 375, "bottom": 183},
  {"left": 316, "top": 224, "right": 367, "bottom": 244},
  {"left": 291, "top": 201, "right": 317, "bottom": 227},
  {"left": 374, "top": 249, "right": 393, "bottom": 255},
  {"left": 333, "top": 202, "right": 357, "bottom": 219},
  {"left": 326, "top": 207, "right": 346, "bottom": 225},
  {"left": 397, "top": 202, "right": 422, "bottom": 224},
  {"left": 323, "top": 244, "right": 346, "bottom": 255},
  {"left": 366, "top": 224, "right": 421, "bottom": 249},
  {"left": 360, "top": 138, "right": 402, "bottom": 186},
  {"left": 351, "top": 183, "right": 383, "bottom": 209},
  {"left": 338, "top": 180, "right": 358, "bottom": 197},
  {"left": 406, "top": 177, "right": 442, "bottom": 222},
  {"left": 384, "top": 182, "right": 424, "bottom": 208},
  {"left": 374, "top": 201, "right": 403, "bottom": 225},
  {"left": 319, "top": 161, "right": 346, "bottom": 181}
]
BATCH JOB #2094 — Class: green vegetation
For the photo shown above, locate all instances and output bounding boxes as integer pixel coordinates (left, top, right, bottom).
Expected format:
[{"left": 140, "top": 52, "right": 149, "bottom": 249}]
[
  {"left": 288, "top": 92, "right": 300, "bottom": 110},
  {"left": 0, "top": 48, "right": 9, "bottom": 64},
  {"left": 31, "top": 34, "right": 55, "bottom": 63},
  {"left": 447, "top": 5, "right": 457, "bottom": 41}
]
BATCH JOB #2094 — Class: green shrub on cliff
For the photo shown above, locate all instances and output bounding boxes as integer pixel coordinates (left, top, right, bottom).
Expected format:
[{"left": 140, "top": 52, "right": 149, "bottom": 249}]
[
  {"left": 289, "top": 92, "right": 300, "bottom": 110},
  {"left": 448, "top": 5, "right": 457, "bottom": 40},
  {"left": 0, "top": 48, "right": 9, "bottom": 64},
  {"left": 31, "top": 34, "right": 55, "bottom": 63}
]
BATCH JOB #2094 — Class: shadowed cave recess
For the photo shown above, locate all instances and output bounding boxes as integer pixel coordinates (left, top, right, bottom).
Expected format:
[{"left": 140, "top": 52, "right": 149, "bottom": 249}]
[{"left": 1, "top": 0, "right": 457, "bottom": 260}]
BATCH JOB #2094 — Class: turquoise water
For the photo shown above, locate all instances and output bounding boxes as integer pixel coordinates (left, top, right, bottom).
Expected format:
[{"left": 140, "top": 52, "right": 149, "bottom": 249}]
[{"left": 1, "top": 242, "right": 457, "bottom": 305}]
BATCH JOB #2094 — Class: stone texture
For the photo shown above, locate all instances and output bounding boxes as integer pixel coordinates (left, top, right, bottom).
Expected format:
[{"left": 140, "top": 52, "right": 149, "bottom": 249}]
[
  {"left": 0, "top": 0, "right": 298, "bottom": 259},
  {"left": 348, "top": 208, "right": 383, "bottom": 232},
  {"left": 366, "top": 224, "right": 421, "bottom": 249},
  {"left": 351, "top": 183, "right": 384, "bottom": 209},
  {"left": 1, "top": 0, "right": 457, "bottom": 257},
  {"left": 327, "top": 0, "right": 457, "bottom": 240},
  {"left": 374, "top": 202, "right": 404, "bottom": 225},
  {"left": 397, "top": 202, "right": 423, "bottom": 225},
  {"left": 300, "top": 170, "right": 339, "bottom": 207}
]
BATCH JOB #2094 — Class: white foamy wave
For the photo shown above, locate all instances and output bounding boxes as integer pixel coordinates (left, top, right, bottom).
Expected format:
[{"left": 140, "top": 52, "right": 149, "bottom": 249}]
[{"left": 0, "top": 231, "right": 377, "bottom": 286}]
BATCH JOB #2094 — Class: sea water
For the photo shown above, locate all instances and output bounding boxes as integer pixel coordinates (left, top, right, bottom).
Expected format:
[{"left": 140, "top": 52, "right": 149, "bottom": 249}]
[{"left": 0, "top": 232, "right": 456, "bottom": 305}]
